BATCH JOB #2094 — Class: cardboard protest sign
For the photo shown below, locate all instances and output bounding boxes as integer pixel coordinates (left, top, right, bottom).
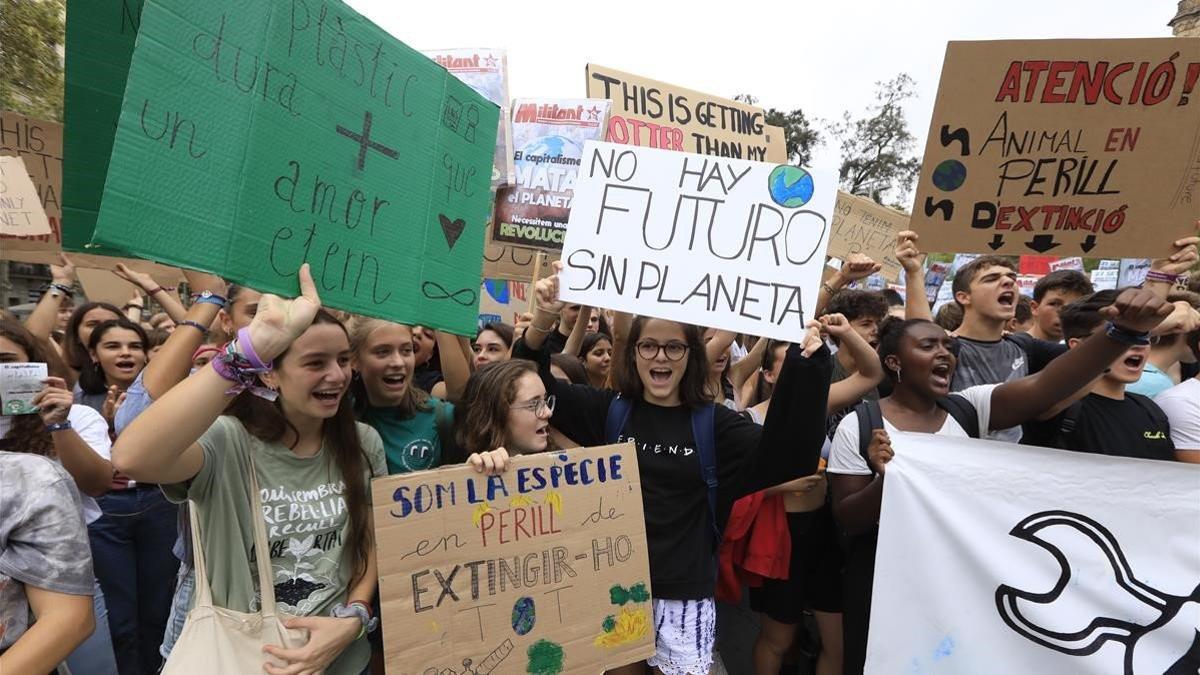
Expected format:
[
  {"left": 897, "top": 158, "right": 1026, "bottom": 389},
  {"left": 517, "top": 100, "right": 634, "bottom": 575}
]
[
  {"left": 0, "top": 157, "right": 52, "bottom": 236},
  {"left": 76, "top": 267, "right": 137, "bottom": 306},
  {"left": 913, "top": 39, "right": 1200, "bottom": 258},
  {"left": 61, "top": 0, "right": 145, "bottom": 253},
  {"left": 829, "top": 191, "right": 906, "bottom": 281},
  {"left": 559, "top": 141, "right": 835, "bottom": 342},
  {"left": 483, "top": 239, "right": 559, "bottom": 282},
  {"left": 479, "top": 278, "right": 530, "bottom": 326},
  {"left": 424, "top": 48, "right": 514, "bottom": 188},
  {"left": 0, "top": 110, "right": 62, "bottom": 262},
  {"left": 585, "top": 65, "right": 787, "bottom": 163},
  {"left": 372, "top": 444, "right": 654, "bottom": 674},
  {"left": 89, "top": 0, "right": 499, "bottom": 336},
  {"left": 492, "top": 99, "right": 611, "bottom": 251}
]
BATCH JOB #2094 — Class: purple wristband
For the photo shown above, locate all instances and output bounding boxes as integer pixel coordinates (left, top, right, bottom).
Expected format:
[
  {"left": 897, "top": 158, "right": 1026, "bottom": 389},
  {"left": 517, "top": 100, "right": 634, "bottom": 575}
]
[
  {"left": 237, "top": 327, "right": 272, "bottom": 371},
  {"left": 1145, "top": 270, "right": 1179, "bottom": 284}
]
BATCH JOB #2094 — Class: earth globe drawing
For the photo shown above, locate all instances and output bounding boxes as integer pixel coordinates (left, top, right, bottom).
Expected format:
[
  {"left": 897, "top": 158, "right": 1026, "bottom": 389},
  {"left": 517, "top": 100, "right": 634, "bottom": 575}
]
[
  {"left": 767, "top": 166, "right": 815, "bottom": 208},
  {"left": 932, "top": 159, "right": 967, "bottom": 192},
  {"left": 512, "top": 596, "right": 536, "bottom": 636},
  {"left": 518, "top": 136, "right": 583, "bottom": 166}
]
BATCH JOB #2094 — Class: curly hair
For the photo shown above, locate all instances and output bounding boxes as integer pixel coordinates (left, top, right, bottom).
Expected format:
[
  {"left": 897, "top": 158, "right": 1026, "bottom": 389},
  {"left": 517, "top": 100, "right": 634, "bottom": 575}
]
[
  {"left": 453, "top": 359, "right": 539, "bottom": 456},
  {"left": 825, "top": 289, "right": 889, "bottom": 324}
]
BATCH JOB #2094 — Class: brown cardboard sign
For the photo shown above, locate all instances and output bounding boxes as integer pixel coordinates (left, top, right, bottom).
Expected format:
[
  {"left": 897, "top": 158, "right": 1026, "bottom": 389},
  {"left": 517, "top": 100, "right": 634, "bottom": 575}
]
[
  {"left": 372, "top": 443, "right": 653, "bottom": 674},
  {"left": 829, "top": 191, "right": 907, "bottom": 282},
  {"left": 912, "top": 39, "right": 1200, "bottom": 258},
  {"left": 0, "top": 110, "right": 63, "bottom": 260},
  {"left": 0, "top": 157, "right": 52, "bottom": 236},
  {"left": 482, "top": 239, "right": 559, "bottom": 282},
  {"left": 585, "top": 65, "right": 787, "bottom": 163}
]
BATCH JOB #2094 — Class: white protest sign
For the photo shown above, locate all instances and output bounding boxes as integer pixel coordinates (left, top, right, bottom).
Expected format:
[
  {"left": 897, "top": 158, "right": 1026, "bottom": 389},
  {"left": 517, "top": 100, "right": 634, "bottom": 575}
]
[
  {"left": 1048, "top": 256, "right": 1084, "bottom": 273},
  {"left": 1090, "top": 267, "right": 1119, "bottom": 290},
  {"left": 1118, "top": 258, "right": 1152, "bottom": 287},
  {"left": 0, "top": 156, "right": 52, "bottom": 236},
  {"left": 869, "top": 433, "right": 1200, "bottom": 674},
  {"left": 560, "top": 141, "right": 835, "bottom": 342}
]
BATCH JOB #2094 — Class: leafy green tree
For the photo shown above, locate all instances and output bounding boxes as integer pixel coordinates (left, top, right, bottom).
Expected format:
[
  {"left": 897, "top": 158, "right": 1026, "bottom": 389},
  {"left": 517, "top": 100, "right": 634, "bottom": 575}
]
[
  {"left": 827, "top": 74, "right": 922, "bottom": 206},
  {"left": 734, "top": 94, "right": 821, "bottom": 167},
  {"left": 0, "top": 0, "right": 66, "bottom": 120}
]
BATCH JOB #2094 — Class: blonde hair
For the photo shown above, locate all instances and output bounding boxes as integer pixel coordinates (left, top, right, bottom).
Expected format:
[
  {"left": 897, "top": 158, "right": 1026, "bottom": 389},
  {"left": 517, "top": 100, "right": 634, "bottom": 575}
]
[{"left": 348, "top": 317, "right": 432, "bottom": 416}]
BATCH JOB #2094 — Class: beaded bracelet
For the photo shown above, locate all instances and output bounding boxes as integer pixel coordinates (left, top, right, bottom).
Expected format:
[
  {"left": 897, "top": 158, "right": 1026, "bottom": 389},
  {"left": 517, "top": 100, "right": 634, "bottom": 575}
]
[{"left": 176, "top": 319, "right": 209, "bottom": 335}]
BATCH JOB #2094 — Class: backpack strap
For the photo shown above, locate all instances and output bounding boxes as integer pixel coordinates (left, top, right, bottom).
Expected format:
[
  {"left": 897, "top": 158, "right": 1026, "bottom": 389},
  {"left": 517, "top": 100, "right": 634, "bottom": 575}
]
[
  {"left": 604, "top": 395, "right": 634, "bottom": 445},
  {"left": 854, "top": 399, "right": 884, "bottom": 473},
  {"left": 691, "top": 403, "right": 719, "bottom": 545},
  {"left": 937, "top": 395, "right": 981, "bottom": 439}
]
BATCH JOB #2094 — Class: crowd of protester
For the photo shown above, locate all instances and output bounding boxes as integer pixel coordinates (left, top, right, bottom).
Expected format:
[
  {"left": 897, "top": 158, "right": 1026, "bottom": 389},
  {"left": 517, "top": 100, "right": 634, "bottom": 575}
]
[{"left": 1, "top": 222, "right": 1198, "bottom": 675}]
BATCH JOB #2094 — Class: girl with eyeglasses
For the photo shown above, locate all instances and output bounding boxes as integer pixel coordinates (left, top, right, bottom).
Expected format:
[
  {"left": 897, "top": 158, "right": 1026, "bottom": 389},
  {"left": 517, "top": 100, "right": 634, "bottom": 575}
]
[
  {"left": 509, "top": 263, "right": 833, "bottom": 675},
  {"left": 454, "top": 360, "right": 557, "bottom": 472}
]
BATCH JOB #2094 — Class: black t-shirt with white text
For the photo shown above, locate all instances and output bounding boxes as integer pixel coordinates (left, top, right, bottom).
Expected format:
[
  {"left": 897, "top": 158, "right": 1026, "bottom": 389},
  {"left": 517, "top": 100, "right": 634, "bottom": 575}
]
[{"left": 512, "top": 338, "right": 832, "bottom": 599}]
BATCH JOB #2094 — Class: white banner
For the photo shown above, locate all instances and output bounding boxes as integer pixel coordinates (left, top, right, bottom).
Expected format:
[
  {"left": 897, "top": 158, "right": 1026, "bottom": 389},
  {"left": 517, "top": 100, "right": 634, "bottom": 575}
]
[
  {"left": 869, "top": 433, "right": 1200, "bottom": 674},
  {"left": 559, "top": 141, "right": 835, "bottom": 342}
]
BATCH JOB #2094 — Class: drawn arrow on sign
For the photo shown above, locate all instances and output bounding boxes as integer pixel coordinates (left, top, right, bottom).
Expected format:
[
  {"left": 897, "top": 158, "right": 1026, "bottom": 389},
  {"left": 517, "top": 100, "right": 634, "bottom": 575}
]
[
  {"left": 1080, "top": 235, "right": 1097, "bottom": 253},
  {"left": 988, "top": 234, "right": 1005, "bottom": 250},
  {"left": 1025, "top": 235, "right": 1060, "bottom": 253}
]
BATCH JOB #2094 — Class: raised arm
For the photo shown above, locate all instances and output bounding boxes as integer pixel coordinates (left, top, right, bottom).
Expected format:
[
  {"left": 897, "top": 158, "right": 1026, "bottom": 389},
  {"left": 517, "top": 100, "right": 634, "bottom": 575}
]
[
  {"left": 431, "top": 329, "right": 469, "bottom": 403},
  {"left": 31, "top": 379, "right": 113, "bottom": 496},
  {"left": 989, "top": 287, "right": 1171, "bottom": 430},
  {"left": 140, "top": 271, "right": 227, "bottom": 399},
  {"left": 562, "top": 306, "right": 592, "bottom": 357},
  {"left": 823, "top": 313, "right": 885, "bottom": 412},
  {"left": 1144, "top": 224, "right": 1198, "bottom": 301},
  {"left": 729, "top": 334, "right": 768, "bottom": 393},
  {"left": 24, "top": 254, "right": 75, "bottom": 341},
  {"left": 895, "top": 230, "right": 933, "bottom": 321},
  {"left": 112, "top": 265, "right": 322, "bottom": 485},
  {"left": 815, "top": 254, "right": 881, "bottom": 317},
  {"left": 113, "top": 263, "right": 187, "bottom": 323},
  {"left": 704, "top": 329, "right": 737, "bottom": 366}
]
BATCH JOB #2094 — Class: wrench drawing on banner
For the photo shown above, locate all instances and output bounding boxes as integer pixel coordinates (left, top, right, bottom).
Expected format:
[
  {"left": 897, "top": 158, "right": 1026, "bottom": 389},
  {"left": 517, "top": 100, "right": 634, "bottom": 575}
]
[{"left": 995, "top": 510, "right": 1200, "bottom": 674}]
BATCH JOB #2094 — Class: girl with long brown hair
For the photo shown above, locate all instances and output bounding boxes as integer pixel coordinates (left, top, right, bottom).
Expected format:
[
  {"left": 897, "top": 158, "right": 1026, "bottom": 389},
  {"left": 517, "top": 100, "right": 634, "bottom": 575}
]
[{"left": 112, "top": 267, "right": 385, "bottom": 674}]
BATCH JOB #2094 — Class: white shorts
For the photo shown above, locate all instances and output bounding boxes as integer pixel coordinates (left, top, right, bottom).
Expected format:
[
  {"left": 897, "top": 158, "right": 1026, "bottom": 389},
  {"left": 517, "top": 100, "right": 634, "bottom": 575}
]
[{"left": 646, "top": 598, "right": 716, "bottom": 675}]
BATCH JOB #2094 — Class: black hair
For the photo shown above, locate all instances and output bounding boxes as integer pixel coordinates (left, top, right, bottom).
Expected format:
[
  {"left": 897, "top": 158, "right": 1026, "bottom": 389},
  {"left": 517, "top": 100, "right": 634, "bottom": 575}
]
[
  {"left": 1058, "top": 289, "right": 1121, "bottom": 342},
  {"left": 876, "top": 318, "right": 947, "bottom": 383},
  {"left": 1013, "top": 295, "right": 1033, "bottom": 324},
  {"left": 825, "top": 289, "right": 889, "bottom": 324},
  {"left": 1033, "top": 270, "right": 1094, "bottom": 303},
  {"left": 616, "top": 318, "right": 709, "bottom": 408},
  {"left": 577, "top": 331, "right": 613, "bottom": 360},
  {"left": 881, "top": 288, "right": 904, "bottom": 308},
  {"left": 63, "top": 301, "right": 125, "bottom": 371},
  {"left": 549, "top": 352, "right": 588, "bottom": 385}
]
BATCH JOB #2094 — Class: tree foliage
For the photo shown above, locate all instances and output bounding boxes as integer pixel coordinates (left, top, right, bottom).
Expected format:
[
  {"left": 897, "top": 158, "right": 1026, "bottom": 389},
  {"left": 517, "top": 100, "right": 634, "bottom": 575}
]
[
  {"left": 0, "top": 0, "right": 66, "bottom": 120},
  {"left": 734, "top": 94, "right": 820, "bottom": 167},
  {"left": 827, "top": 74, "right": 922, "bottom": 207}
]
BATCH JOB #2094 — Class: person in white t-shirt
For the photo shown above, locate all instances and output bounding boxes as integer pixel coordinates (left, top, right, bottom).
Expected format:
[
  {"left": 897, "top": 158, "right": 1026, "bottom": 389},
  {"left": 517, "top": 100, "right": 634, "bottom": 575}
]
[
  {"left": 1154, "top": 342, "right": 1200, "bottom": 464},
  {"left": 827, "top": 286, "right": 1173, "bottom": 675}
]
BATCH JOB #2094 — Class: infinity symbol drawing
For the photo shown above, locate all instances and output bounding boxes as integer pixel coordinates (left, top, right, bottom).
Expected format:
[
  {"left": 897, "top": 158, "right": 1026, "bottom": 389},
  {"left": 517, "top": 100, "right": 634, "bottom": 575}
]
[{"left": 421, "top": 281, "right": 476, "bottom": 307}]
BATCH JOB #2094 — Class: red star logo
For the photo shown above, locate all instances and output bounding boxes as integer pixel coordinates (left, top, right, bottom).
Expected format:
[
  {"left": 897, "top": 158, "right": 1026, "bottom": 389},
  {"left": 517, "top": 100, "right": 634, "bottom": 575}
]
[{"left": 587, "top": 106, "right": 600, "bottom": 120}]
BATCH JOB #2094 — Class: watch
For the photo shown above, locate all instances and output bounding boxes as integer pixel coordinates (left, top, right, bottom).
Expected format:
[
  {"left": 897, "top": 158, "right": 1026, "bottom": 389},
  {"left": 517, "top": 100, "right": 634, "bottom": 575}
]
[
  {"left": 331, "top": 601, "right": 378, "bottom": 634},
  {"left": 46, "top": 420, "right": 73, "bottom": 433}
]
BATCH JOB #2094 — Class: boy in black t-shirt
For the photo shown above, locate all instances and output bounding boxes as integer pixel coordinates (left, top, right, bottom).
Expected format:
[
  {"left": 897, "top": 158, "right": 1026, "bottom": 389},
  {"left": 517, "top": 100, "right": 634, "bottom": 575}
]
[{"left": 1024, "top": 290, "right": 1176, "bottom": 461}]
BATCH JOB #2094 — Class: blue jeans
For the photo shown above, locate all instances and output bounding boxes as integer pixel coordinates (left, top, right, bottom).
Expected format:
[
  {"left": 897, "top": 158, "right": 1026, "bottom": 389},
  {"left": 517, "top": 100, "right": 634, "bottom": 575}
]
[
  {"left": 89, "top": 487, "right": 179, "bottom": 675},
  {"left": 62, "top": 577, "right": 119, "bottom": 675}
]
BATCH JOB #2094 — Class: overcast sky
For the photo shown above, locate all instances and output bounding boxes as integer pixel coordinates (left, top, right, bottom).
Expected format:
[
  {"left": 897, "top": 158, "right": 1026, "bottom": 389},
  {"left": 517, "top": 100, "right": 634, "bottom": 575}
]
[{"left": 346, "top": 0, "right": 1179, "bottom": 172}]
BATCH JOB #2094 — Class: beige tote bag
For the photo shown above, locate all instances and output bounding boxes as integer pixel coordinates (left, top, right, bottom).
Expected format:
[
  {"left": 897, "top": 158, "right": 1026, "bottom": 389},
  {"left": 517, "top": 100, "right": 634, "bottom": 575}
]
[{"left": 162, "top": 454, "right": 307, "bottom": 673}]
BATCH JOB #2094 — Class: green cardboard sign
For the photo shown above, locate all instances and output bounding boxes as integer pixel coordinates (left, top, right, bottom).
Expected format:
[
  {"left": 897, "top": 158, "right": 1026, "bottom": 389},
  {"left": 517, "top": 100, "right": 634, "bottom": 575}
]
[
  {"left": 91, "top": 0, "right": 499, "bottom": 335},
  {"left": 62, "top": 0, "right": 144, "bottom": 253}
]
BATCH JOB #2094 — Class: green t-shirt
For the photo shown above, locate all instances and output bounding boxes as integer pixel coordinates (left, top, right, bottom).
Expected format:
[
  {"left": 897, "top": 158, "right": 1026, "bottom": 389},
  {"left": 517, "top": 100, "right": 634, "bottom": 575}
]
[
  {"left": 163, "top": 415, "right": 386, "bottom": 675},
  {"left": 358, "top": 398, "right": 454, "bottom": 474}
]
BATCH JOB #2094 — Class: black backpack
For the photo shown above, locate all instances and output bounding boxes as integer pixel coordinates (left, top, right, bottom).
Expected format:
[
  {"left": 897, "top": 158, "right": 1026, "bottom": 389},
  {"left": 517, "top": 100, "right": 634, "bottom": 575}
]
[{"left": 852, "top": 395, "right": 981, "bottom": 472}]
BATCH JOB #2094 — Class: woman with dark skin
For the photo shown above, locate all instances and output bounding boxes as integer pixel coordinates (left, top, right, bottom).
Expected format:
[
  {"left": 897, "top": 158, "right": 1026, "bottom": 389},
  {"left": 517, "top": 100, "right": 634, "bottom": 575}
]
[{"left": 828, "top": 287, "right": 1172, "bottom": 675}]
